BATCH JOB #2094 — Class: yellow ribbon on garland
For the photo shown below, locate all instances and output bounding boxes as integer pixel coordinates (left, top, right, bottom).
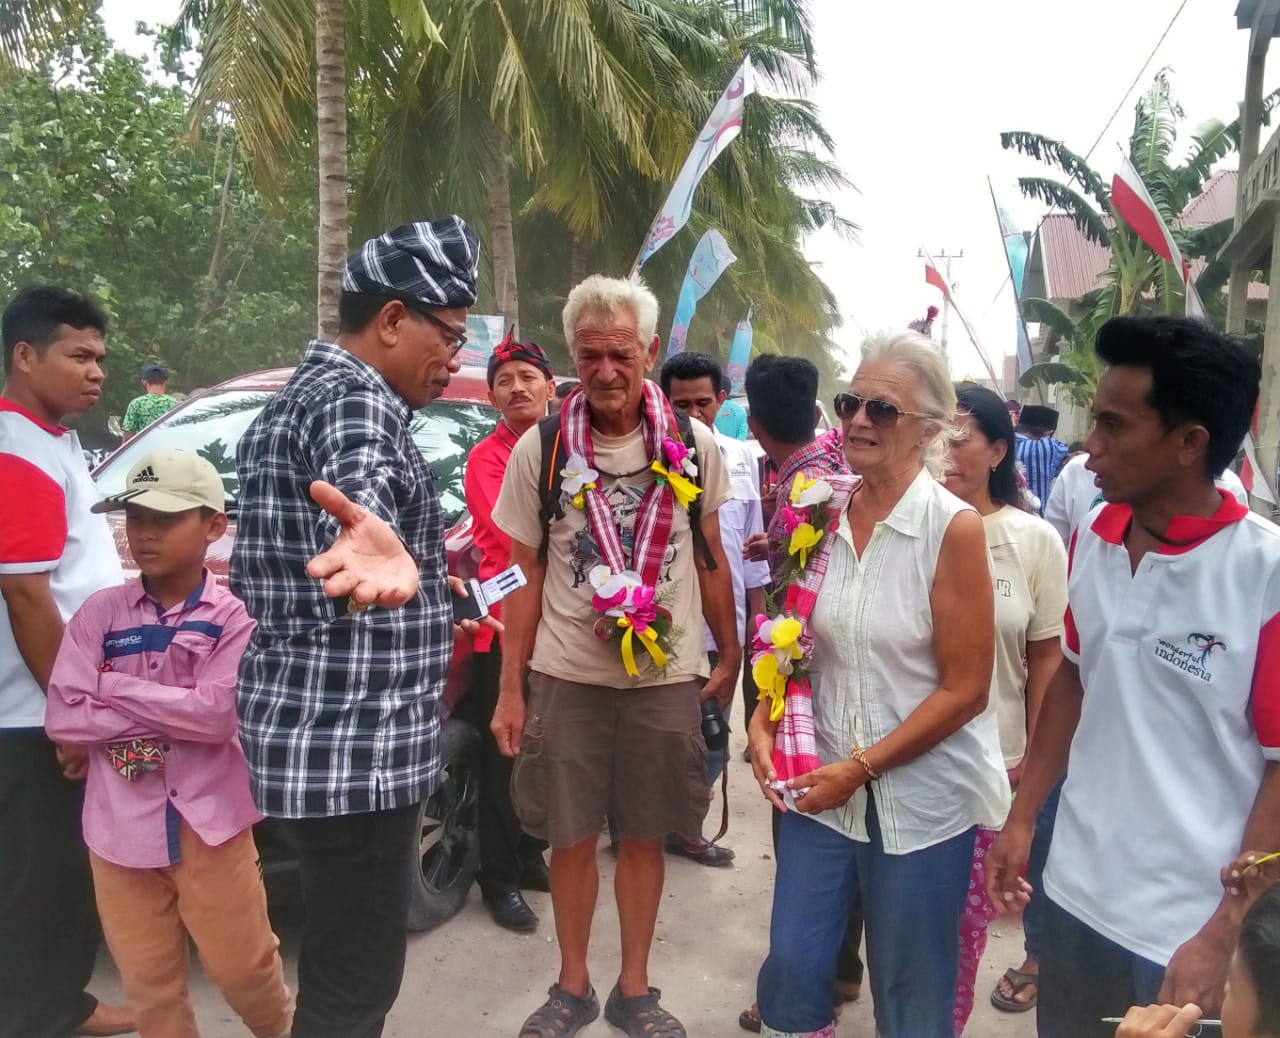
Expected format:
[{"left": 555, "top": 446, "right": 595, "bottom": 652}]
[
  {"left": 751, "top": 654, "right": 788, "bottom": 722},
  {"left": 570, "top": 481, "right": 597, "bottom": 510},
  {"left": 649, "top": 461, "right": 702, "bottom": 510},
  {"left": 617, "top": 616, "right": 669, "bottom": 677}
]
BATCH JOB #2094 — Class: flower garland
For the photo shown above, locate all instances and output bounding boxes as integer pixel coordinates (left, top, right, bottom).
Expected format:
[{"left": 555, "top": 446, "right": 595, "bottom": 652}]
[
  {"left": 564, "top": 435, "right": 700, "bottom": 677},
  {"left": 750, "top": 475, "right": 839, "bottom": 722}
]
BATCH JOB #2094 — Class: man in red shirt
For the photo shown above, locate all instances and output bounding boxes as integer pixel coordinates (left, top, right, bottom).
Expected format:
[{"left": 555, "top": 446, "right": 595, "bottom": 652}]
[{"left": 462, "top": 331, "right": 556, "bottom": 932}]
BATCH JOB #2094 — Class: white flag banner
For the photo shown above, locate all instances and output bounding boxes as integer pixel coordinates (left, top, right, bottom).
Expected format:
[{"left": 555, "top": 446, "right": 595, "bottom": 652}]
[{"left": 635, "top": 58, "right": 755, "bottom": 269}]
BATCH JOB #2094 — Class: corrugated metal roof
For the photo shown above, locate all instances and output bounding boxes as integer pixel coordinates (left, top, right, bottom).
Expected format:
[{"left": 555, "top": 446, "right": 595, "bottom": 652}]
[
  {"left": 1038, "top": 213, "right": 1112, "bottom": 300},
  {"left": 1032, "top": 171, "right": 1265, "bottom": 302},
  {"left": 1177, "top": 170, "right": 1238, "bottom": 226}
]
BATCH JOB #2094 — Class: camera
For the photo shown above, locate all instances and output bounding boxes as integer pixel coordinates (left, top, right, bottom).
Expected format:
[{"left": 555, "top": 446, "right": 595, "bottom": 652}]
[{"left": 700, "top": 698, "right": 729, "bottom": 752}]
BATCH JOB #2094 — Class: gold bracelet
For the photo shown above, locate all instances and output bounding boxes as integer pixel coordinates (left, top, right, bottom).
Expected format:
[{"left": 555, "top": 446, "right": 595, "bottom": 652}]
[{"left": 851, "top": 745, "right": 879, "bottom": 781}]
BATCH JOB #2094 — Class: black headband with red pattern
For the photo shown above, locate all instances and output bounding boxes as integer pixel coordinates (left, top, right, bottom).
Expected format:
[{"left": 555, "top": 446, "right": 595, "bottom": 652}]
[{"left": 486, "top": 325, "right": 553, "bottom": 385}]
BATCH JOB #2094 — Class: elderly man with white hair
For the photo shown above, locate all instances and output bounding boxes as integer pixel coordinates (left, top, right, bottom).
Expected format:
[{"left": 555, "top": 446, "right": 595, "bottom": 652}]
[{"left": 490, "top": 275, "right": 739, "bottom": 1038}]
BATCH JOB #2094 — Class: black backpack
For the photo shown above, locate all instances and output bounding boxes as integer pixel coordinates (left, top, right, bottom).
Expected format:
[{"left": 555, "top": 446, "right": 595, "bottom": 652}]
[{"left": 535, "top": 409, "right": 716, "bottom": 570}]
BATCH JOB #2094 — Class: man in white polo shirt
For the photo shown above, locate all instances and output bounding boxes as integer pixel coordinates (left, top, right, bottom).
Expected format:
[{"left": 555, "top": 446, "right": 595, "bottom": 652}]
[
  {"left": 661, "top": 351, "right": 770, "bottom": 866},
  {"left": 0, "top": 285, "right": 133, "bottom": 1037},
  {"left": 986, "top": 315, "right": 1280, "bottom": 1038}
]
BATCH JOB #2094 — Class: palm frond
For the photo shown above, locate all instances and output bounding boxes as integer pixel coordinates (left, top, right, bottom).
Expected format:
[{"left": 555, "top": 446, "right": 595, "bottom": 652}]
[
  {"left": 1020, "top": 297, "right": 1076, "bottom": 341},
  {"left": 1001, "top": 131, "right": 1110, "bottom": 210},
  {"left": 1016, "top": 177, "right": 1110, "bottom": 246},
  {"left": 0, "top": 0, "right": 94, "bottom": 72},
  {"left": 1019, "top": 361, "right": 1089, "bottom": 391}
]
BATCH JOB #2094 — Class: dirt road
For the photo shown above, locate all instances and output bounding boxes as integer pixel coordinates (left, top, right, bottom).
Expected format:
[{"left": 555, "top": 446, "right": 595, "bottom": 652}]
[{"left": 89, "top": 729, "right": 1038, "bottom": 1037}]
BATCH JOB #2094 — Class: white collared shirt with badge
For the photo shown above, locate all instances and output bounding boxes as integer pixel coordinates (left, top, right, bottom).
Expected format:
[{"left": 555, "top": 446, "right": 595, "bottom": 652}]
[{"left": 1045, "top": 491, "right": 1280, "bottom": 966}]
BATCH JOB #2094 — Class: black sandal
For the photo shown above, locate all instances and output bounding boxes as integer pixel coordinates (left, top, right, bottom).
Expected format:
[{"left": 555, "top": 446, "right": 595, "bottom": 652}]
[
  {"left": 605, "top": 983, "right": 686, "bottom": 1037},
  {"left": 519, "top": 984, "right": 600, "bottom": 1037}
]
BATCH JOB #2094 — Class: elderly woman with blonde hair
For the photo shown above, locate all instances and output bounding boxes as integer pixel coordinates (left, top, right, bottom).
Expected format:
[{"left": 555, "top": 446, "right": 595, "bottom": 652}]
[{"left": 748, "top": 331, "right": 1010, "bottom": 1038}]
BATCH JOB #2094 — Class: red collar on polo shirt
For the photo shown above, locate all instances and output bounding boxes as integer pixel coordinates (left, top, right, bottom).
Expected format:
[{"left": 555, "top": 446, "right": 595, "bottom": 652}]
[
  {"left": 494, "top": 420, "right": 521, "bottom": 449},
  {"left": 0, "top": 396, "right": 68, "bottom": 435},
  {"left": 1090, "top": 488, "right": 1249, "bottom": 556}
]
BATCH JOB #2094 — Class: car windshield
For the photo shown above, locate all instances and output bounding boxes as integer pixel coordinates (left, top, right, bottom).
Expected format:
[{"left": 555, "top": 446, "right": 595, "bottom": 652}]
[{"left": 93, "top": 388, "right": 497, "bottom": 525}]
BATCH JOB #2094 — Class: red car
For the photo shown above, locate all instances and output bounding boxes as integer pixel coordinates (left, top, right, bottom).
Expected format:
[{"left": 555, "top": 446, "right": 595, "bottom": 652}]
[{"left": 92, "top": 366, "right": 496, "bottom": 930}]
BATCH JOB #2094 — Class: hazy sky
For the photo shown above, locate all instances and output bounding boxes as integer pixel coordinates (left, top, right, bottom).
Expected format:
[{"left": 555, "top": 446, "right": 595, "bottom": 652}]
[{"left": 100, "top": 0, "right": 1272, "bottom": 379}]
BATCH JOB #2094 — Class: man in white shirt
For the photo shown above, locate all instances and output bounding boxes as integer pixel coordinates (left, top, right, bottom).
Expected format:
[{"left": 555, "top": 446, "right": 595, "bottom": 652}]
[
  {"left": 661, "top": 351, "right": 770, "bottom": 866},
  {"left": 0, "top": 285, "right": 133, "bottom": 1038},
  {"left": 986, "top": 316, "right": 1280, "bottom": 1038},
  {"left": 1046, "top": 450, "right": 1249, "bottom": 547}
]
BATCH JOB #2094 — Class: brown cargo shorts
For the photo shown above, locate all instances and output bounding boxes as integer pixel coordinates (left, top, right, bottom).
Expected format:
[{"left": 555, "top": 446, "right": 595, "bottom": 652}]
[{"left": 510, "top": 672, "right": 710, "bottom": 848}]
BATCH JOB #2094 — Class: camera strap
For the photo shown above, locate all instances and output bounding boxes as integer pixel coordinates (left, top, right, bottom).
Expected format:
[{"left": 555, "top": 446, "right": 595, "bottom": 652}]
[{"left": 707, "top": 760, "right": 730, "bottom": 845}]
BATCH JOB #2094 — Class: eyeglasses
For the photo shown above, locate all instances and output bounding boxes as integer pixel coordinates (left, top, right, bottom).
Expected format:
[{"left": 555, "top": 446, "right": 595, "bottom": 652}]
[
  {"left": 414, "top": 307, "right": 469, "bottom": 356},
  {"left": 833, "top": 393, "right": 932, "bottom": 428}
]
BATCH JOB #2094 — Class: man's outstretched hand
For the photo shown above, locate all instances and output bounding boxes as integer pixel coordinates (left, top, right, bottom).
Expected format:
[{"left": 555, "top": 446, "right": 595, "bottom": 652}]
[{"left": 306, "top": 481, "right": 419, "bottom": 608}]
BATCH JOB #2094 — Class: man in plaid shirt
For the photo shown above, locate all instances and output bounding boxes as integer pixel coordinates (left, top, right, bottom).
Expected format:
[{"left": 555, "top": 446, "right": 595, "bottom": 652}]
[{"left": 231, "top": 216, "right": 480, "bottom": 1038}]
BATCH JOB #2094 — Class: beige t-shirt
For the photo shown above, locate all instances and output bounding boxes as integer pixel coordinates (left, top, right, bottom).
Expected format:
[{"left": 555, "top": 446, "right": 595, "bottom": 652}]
[
  {"left": 982, "top": 505, "right": 1069, "bottom": 766},
  {"left": 493, "top": 415, "right": 730, "bottom": 689}
]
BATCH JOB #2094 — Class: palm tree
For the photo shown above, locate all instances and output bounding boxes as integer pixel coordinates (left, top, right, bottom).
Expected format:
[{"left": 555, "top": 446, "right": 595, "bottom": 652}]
[{"left": 170, "top": 0, "right": 443, "bottom": 339}]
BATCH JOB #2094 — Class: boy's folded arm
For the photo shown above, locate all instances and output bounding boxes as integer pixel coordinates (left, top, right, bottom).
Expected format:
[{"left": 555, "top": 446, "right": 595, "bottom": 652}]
[
  {"left": 97, "top": 612, "right": 255, "bottom": 744},
  {"left": 45, "top": 611, "right": 156, "bottom": 744}
]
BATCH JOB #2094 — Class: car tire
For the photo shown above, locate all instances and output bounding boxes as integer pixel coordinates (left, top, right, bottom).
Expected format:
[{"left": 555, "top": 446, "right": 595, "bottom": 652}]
[{"left": 405, "top": 717, "right": 482, "bottom": 932}]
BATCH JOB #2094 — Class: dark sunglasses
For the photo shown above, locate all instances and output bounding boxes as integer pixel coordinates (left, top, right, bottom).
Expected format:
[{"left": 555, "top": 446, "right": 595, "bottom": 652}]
[
  {"left": 833, "top": 392, "right": 931, "bottom": 428},
  {"left": 414, "top": 307, "right": 469, "bottom": 356}
]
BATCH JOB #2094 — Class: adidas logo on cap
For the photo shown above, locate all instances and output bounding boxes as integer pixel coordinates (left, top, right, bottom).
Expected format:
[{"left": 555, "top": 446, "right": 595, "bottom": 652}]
[{"left": 131, "top": 465, "right": 161, "bottom": 484}]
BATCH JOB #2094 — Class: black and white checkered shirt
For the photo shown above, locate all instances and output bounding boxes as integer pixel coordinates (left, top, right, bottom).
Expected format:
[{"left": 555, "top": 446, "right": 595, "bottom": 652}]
[{"left": 230, "top": 340, "right": 452, "bottom": 818}]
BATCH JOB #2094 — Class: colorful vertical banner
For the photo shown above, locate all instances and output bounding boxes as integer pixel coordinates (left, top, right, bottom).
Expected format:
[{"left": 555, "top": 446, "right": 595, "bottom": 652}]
[
  {"left": 666, "top": 230, "right": 737, "bottom": 359},
  {"left": 634, "top": 58, "right": 755, "bottom": 271},
  {"left": 455, "top": 314, "right": 506, "bottom": 368},
  {"left": 988, "top": 179, "right": 1033, "bottom": 374},
  {"left": 725, "top": 311, "right": 753, "bottom": 394}
]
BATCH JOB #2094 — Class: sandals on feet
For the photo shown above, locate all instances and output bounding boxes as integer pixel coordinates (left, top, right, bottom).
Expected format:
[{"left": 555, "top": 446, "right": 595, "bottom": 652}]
[
  {"left": 738, "top": 1002, "right": 761, "bottom": 1033},
  {"left": 520, "top": 984, "right": 600, "bottom": 1037},
  {"left": 605, "top": 983, "right": 686, "bottom": 1037},
  {"left": 990, "top": 967, "right": 1039, "bottom": 1013}
]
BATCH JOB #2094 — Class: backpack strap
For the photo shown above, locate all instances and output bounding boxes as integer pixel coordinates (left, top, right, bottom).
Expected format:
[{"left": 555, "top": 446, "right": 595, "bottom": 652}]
[
  {"left": 536, "top": 413, "right": 566, "bottom": 565},
  {"left": 536, "top": 408, "right": 716, "bottom": 571}
]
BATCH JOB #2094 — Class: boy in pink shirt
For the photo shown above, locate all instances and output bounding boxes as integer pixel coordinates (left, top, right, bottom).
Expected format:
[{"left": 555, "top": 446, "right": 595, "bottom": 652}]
[{"left": 45, "top": 449, "right": 291, "bottom": 1038}]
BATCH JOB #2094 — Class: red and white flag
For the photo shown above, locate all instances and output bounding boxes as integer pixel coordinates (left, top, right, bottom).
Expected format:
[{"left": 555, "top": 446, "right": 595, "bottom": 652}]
[
  {"left": 920, "top": 249, "right": 1002, "bottom": 388},
  {"left": 1112, "top": 156, "right": 1189, "bottom": 279},
  {"left": 924, "top": 263, "right": 950, "bottom": 299},
  {"left": 1241, "top": 403, "right": 1277, "bottom": 504},
  {"left": 1113, "top": 157, "right": 1275, "bottom": 504}
]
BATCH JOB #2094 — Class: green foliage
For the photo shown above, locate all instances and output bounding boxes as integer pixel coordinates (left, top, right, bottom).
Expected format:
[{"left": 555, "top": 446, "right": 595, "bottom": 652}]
[
  {"left": 355, "top": 0, "right": 852, "bottom": 396},
  {"left": 0, "top": 19, "right": 316, "bottom": 417},
  {"left": 1002, "top": 72, "right": 1280, "bottom": 407}
]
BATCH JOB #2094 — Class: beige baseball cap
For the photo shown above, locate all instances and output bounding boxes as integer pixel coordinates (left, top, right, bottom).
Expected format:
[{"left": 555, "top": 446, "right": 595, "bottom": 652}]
[{"left": 92, "top": 449, "right": 226, "bottom": 514}]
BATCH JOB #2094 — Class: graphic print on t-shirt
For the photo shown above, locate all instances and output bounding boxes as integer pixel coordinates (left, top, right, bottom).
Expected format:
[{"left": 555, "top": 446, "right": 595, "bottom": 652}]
[{"left": 567, "top": 483, "right": 679, "bottom": 590}]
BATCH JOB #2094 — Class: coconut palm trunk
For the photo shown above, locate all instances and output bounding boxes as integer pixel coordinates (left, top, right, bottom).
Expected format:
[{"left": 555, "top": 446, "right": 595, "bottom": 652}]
[
  {"left": 485, "top": 121, "right": 519, "bottom": 334},
  {"left": 314, "top": 0, "right": 346, "bottom": 341}
]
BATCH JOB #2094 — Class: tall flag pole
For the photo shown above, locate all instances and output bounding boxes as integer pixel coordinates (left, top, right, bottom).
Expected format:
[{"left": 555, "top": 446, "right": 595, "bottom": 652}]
[
  {"left": 1111, "top": 156, "right": 1276, "bottom": 503},
  {"left": 666, "top": 230, "right": 737, "bottom": 359},
  {"left": 921, "top": 248, "right": 1004, "bottom": 390},
  {"left": 987, "top": 178, "right": 1034, "bottom": 375},
  {"left": 630, "top": 58, "right": 755, "bottom": 275}
]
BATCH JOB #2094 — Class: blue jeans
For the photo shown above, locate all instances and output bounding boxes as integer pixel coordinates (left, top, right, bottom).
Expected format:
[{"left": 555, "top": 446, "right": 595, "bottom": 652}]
[
  {"left": 1022, "top": 774, "right": 1064, "bottom": 961},
  {"left": 758, "top": 794, "right": 975, "bottom": 1038},
  {"left": 1038, "top": 897, "right": 1165, "bottom": 1038}
]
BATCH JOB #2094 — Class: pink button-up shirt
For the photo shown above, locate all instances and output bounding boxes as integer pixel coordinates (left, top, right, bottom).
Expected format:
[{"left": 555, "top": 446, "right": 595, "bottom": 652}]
[{"left": 45, "top": 572, "right": 261, "bottom": 868}]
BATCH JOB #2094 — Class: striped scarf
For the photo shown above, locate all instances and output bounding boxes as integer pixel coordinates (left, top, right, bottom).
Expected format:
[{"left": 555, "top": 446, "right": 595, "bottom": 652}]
[
  {"left": 772, "top": 472, "right": 861, "bottom": 786},
  {"left": 561, "top": 380, "right": 681, "bottom": 589}
]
